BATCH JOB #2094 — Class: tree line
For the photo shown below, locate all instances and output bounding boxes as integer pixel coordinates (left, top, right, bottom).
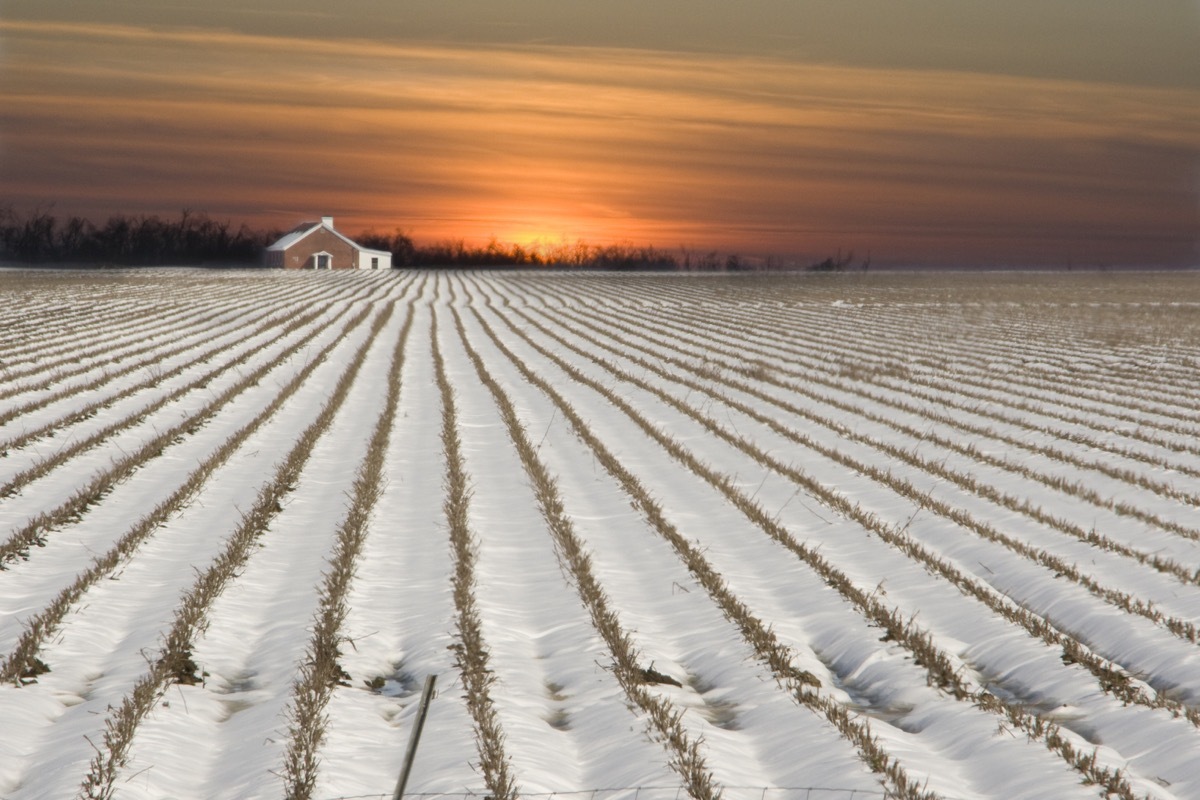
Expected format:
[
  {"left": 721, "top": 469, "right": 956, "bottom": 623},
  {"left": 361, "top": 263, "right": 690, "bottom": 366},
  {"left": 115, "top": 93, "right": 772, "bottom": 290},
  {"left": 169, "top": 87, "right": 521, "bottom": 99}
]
[
  {"left": 1, "top": 206, "right": 858, "bottom": 271},
  {"left": 317, "top": 230, "right": 860, "bottom": 272},
  {"left": 0, "top": 207, "right": 273, "bottom": 266},
  {"left": 354, "top": 232, "right": 686, "bottom": 270}
]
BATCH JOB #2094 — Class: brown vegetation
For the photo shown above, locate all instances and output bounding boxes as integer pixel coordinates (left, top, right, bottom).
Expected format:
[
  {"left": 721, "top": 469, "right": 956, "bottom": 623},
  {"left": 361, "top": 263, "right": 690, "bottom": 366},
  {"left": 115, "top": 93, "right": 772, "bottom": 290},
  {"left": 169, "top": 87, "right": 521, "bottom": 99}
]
[
  {"left": 281, "top": 307, "right": 414, "bottom": 798},
  {"left": 479, "top": 300, "right": 1142, "bottom": 799},
  {"left": 430, "top": 307, "right": 519, "bottom": 800},
  {"left": 77, "top": 304, "right": 392, "bottom": 798}
]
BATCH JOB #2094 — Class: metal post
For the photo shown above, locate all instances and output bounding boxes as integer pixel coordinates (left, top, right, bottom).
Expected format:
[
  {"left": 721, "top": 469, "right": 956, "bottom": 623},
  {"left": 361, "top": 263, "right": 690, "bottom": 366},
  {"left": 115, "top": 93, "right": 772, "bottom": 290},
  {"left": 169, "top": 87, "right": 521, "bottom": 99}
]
[{"left": 393, "top": 674, "right": 437, "bottom": 800}]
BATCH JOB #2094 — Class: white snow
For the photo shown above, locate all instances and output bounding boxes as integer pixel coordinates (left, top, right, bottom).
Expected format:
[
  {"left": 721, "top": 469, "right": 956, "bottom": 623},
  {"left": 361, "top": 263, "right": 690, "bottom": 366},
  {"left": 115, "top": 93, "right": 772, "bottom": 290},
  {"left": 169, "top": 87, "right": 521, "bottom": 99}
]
[{"left": 1, "top": 268, "right": 1198, "bottom": 800}]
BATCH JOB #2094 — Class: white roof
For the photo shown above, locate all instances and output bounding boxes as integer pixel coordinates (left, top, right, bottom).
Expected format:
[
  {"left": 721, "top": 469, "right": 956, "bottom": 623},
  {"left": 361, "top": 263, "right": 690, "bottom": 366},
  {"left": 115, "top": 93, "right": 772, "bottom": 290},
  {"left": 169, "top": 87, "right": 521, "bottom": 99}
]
[
  {"left": 266, "top": 221, "right": 321, "bottom": 251},
  {"left": 266, "top": 219, "right": 386, "bottom": 255}
]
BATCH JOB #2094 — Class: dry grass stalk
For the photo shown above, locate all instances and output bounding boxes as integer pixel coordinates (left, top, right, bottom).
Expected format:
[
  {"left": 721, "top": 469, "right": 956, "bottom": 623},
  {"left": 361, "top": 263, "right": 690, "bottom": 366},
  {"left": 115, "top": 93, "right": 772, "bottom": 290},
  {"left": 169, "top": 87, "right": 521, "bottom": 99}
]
[
  {"left": 603, "top": 327, "right": 1200, "bottom": 727},
  {"left": 726, "top": 353, "right": 1200, "bottom": 583},
  {"left": 0, "top": 267, "right": 329, "bottom": 398},
  {"left": 280, "top": 308, "right": 414, "bottom": 799},
  {"left": 541, "top": 300, "right": 1200, "bottom": 632},
  {"left": 0, "top": 306, "right": 329, "bottom": 497},
  {"left": 602, "top": 274, "right": 1200, "bottom": 429},
  {"left": 541, "top": 285, "right": 1200, "bottom": 733},
  {"left": 430, "top": 308, "right": 519, "bottom": 800},
  {"left": 450, "top": 306, "right": 722, "bottom": 800},
  {"left": 583, "top": 287, "right": 1190, "bottom": 476},
  {"left": 0, "top": 274, "right": 364, "bottom": 455},
  {"left": 0, "top": 302, "right": 375, "bottom": 685},
  {"left": 564, "top": 281, "right": 1200, "bottom": 479},
  {"left": 0, "top": 293, "right": 385, "bottom": 569},
  {"left": 77, "top": 302, "right": 393, "bottom": 800},
  {"left": 0, "top": 297, "right": 239, "bottom": 399},
  {"left": 0, "top": 271, "right": 271, "bottom": 362},
  {"left": 481, "top": 304, "right": 1141, "bottom": 800},
  {"left": 465, "top": 306, "right": 935, "bottom": 800},
  {"left": 542, "top": 307, "right": 1200, "bottom": 652},
  {"left": 562, "top": 286, "right": 1200, "bottom": 471}
]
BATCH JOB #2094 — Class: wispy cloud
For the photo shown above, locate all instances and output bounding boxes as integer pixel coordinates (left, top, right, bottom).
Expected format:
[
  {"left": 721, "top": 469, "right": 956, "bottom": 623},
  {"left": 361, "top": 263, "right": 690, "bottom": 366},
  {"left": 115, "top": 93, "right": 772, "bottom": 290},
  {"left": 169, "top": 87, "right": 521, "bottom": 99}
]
[{"left": 2, "top": 20, "right": 1197, "bottom": 264}]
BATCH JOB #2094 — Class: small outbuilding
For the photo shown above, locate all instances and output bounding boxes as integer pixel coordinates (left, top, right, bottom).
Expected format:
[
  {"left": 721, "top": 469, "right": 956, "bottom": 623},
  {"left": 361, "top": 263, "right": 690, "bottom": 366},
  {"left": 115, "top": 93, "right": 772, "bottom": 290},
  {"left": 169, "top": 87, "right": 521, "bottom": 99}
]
[{"left": 264, "top": 216, "right": 390, "bottom": 270}]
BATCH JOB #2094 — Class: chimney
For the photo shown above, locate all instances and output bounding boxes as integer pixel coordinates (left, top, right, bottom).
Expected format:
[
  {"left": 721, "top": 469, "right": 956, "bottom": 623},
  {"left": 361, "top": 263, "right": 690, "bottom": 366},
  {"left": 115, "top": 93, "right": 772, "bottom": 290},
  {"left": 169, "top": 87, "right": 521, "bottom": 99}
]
[{"left": 321, "top": 216, "right": 334, "bottom": 228}]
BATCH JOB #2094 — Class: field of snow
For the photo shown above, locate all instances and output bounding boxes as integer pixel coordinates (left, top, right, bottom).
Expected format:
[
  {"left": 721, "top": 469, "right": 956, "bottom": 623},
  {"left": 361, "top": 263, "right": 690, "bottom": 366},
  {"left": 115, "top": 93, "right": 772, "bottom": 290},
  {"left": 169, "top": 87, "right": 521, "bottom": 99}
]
[{"left": 1, "top": 267, "right": 1199, "bottom": 800}]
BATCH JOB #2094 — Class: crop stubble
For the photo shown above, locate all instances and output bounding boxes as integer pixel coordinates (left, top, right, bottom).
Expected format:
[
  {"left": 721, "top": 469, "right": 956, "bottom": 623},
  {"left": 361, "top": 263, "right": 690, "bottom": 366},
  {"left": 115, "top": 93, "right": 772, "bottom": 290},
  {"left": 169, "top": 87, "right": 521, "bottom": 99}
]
[{"left": 0, "top": 269, "right": 1198, "bottom": 800}]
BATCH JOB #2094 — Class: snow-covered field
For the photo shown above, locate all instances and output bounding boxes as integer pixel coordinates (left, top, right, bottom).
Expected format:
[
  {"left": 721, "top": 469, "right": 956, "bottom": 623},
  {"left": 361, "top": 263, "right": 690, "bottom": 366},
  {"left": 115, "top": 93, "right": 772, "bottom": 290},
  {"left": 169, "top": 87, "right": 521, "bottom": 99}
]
[{"left": 1, "top": 267, "right": 1199, "bottom": 800}]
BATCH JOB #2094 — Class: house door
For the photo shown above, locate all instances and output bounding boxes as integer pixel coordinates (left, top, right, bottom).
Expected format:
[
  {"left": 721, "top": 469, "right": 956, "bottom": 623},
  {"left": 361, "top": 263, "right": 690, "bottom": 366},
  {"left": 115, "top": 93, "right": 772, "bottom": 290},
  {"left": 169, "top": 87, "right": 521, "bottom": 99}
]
[{"left": 314, "top": 253, "right": 331, "bottom": 269}]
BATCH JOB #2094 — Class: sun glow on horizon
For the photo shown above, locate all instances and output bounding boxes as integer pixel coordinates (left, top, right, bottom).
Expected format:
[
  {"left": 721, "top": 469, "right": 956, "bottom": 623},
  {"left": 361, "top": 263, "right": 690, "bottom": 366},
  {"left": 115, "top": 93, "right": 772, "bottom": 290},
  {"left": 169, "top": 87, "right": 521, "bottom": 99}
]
[{"left": 430, "top": 199, "right": 671, "bottom": 253}]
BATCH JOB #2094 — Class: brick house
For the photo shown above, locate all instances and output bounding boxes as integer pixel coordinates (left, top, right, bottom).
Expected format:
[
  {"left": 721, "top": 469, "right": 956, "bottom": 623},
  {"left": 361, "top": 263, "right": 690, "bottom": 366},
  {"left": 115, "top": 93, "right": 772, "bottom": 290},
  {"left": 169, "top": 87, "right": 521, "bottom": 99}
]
[{"left": 264, "top": 216, "right": 391, "bottom": 270}]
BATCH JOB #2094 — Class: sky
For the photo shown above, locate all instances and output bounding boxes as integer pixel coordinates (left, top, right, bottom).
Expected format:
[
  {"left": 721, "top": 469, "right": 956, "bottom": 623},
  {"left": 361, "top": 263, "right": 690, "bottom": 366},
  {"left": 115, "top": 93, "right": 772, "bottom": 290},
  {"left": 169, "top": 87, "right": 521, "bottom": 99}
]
[{"left": 2, "top": 1, "right": 1198, "bottom": 267}]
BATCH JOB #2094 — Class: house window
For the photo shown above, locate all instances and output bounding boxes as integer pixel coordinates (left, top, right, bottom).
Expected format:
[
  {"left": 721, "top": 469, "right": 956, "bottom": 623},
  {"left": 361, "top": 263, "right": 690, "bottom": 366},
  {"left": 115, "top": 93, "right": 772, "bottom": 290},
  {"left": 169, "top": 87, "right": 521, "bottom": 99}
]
[
  {"left": 316, "top": 253, "right": 330, "bottom": 269},
  {"left": 371, "top": 257, "right": 379, "bottom": 269}
]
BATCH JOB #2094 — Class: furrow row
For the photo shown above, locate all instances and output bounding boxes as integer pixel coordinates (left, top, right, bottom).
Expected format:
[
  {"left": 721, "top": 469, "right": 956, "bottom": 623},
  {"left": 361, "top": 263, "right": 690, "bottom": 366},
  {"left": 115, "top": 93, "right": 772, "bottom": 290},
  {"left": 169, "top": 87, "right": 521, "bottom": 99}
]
[
  {"left": 464, "top": 279, "right": 1145, "bottom": 799},
  {"left": 77, "top": 300, "right": 395, "bottom": 799}
]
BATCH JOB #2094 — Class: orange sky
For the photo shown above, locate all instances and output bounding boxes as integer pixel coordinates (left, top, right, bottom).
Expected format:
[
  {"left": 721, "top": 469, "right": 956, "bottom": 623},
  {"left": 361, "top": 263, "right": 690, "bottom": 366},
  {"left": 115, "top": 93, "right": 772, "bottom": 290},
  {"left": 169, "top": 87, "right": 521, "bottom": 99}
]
[{"left": 2, "top": 8, "right": 1198, "bottom": 266}]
